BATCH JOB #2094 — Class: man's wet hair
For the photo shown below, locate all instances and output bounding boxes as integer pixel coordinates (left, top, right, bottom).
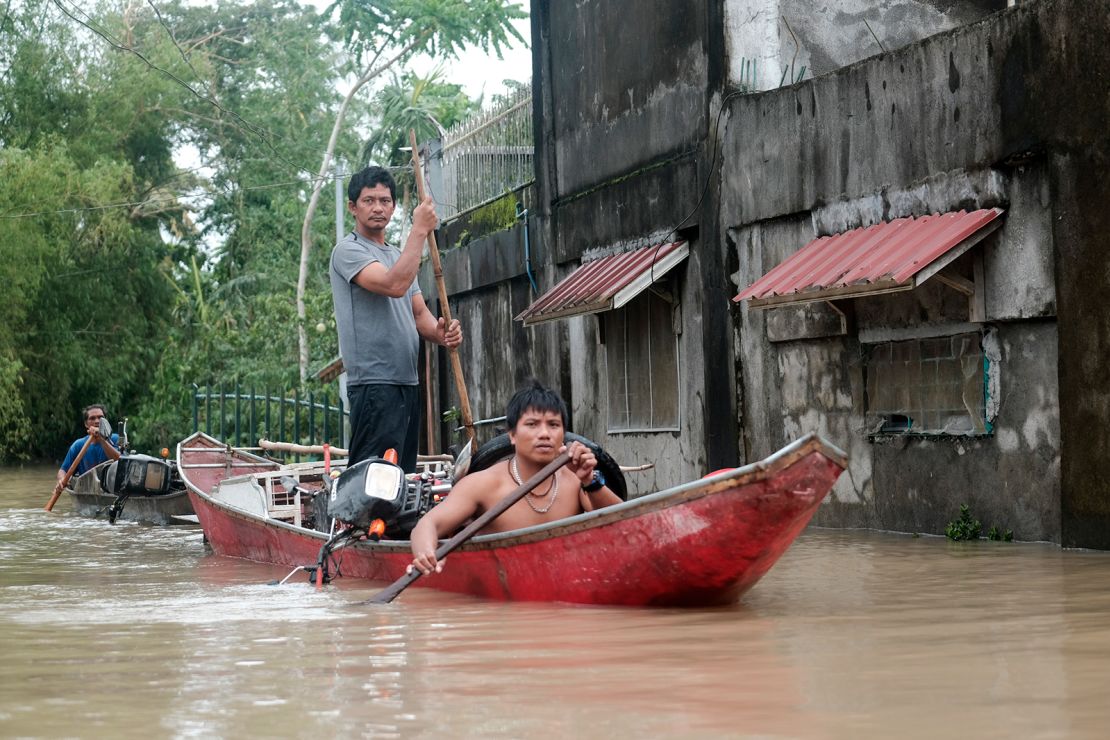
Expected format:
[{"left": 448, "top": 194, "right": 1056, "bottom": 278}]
[
  {"left": 82, "top": 404, "right": 107, "bottom": 422},
  {"left": 347, "top": 165, "right": 396, "bottom": 203},
  {"left": 506, "top": 380, "right": 568, "bottom": 430}
]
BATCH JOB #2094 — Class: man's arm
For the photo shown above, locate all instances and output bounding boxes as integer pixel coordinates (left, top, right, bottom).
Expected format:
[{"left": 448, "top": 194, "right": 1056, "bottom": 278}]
[
  {"left": 412, "top": 293, "right": 462, "bottom": 347},
  {"left": 350, "top": 196, "right": 438, "bottom": 297},
  {"left": 96, "top": 433, "right": 120, "bottom": 461},
  {"left": 57, "top": 439, "right": 79, "bottom": 484},
  {"left": 580, "top": 484, "right": 623, "bottom": 511},
  {"left": 409, "top": 478, "right": 484, "bottom": 574},
  {"left": 565, "top": 441, "right": 623, "bottom": 511}
]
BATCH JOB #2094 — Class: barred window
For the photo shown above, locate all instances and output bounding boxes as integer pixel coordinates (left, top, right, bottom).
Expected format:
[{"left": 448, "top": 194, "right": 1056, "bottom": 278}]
[{"left": 865, "top": 332, "right": 990, "bottom": 435}]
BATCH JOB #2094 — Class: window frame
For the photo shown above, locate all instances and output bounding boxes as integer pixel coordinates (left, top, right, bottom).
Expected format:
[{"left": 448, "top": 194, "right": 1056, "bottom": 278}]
[
  {"left": 603, "top": 287, "right": 682, "bottom": 435},
  {"left": 863, "top": 329, "right": 995, "bottom": 439}
]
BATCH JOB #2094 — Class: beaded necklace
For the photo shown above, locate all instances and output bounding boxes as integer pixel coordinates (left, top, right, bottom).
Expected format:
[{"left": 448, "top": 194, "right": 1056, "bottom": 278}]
[{"left": 509, "top": 456, "right": 559, "bottom": 514}]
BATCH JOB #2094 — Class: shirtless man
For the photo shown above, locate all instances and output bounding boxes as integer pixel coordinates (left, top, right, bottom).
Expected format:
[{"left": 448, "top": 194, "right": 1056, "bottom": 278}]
[{"left": 408, "top": 380, "right": 623, "bottom": 575}]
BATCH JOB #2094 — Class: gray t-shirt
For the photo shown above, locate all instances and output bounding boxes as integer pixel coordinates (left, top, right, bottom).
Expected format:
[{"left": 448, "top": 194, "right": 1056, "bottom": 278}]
[{"left": 330, "top": 231, "right": 421, "bottom": 385}]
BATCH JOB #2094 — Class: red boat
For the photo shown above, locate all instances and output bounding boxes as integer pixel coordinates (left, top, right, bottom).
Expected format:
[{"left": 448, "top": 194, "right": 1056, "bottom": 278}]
[{"left": 178, "top": 431, "right": 847, "bottom": 607}]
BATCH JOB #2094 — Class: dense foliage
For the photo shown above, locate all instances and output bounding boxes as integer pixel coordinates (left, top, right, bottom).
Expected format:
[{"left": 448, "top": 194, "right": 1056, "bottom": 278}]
[{"left": 0, "top": 0, "right": 524, "bottom": 461}]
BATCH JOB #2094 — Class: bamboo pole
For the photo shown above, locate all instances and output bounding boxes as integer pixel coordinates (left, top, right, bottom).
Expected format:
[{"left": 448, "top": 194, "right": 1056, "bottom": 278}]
[
  {"left": 409, "top": 129, "right": 475, "bottom": 445},
  {"left": 45, "top": 436, "right": 95, "bottom": 512}
]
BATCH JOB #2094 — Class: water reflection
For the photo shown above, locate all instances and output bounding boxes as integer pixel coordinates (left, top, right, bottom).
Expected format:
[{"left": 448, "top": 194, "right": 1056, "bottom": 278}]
[{"left": 3, "top": 465, "right": 1110, "bottom": 738}]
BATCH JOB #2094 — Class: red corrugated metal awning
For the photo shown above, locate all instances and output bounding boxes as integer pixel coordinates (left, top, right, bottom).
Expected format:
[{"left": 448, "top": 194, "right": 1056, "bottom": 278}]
[
  {"left": 516, "top": 241, "right": 689, "bottom": 326},
  {"left": 734, "top": 209, "right": 1004, "bottom": 308}
]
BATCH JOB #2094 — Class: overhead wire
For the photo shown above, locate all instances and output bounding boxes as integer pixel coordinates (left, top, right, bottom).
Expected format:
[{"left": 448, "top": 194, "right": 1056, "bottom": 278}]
[
  {"left": 49, "top": 0, "right": 318, "bottom": 182},
  {"left": 14, "top": 2, "right": 429, "bottom": 222},
  {"left": 0, "top": 164, "right": 412, "bottom": 220},
  {"left": 649, "top": 87, "right": 749, "bottom": 284}
]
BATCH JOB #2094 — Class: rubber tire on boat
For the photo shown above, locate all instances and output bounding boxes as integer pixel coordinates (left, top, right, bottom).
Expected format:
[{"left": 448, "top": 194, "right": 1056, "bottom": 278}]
[{"left": 467, "top": 432, "right": 628, "bottom": 501}]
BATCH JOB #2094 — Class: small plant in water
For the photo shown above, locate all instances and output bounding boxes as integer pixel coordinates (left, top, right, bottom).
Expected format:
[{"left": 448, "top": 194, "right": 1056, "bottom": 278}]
[
  {"left": 987, "top": 526, "right": 1014, "bottom": 542},
  {"left": 945, "top": 504, "right": 982, "bottom": 541}
]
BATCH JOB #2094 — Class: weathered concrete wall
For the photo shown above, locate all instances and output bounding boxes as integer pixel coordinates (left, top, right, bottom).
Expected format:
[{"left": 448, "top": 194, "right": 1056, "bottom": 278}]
[
  {"left": 546, "top": 0, "right": 708, "bottom": 198},
  {"left": 527, "top": 0, "right": 737, "bottom": 476},
  {"left": 724, "top": 0, "right": 1006, "bottom": 89},
  {"left": 419, "top": 219, "right": 569, "bottom": 445},
  {"left": 428, "top": 0, "right": 1106, "bottom": 545},
  {"left": 724, "top": 0, "right": 1106, "bottom": 545}
]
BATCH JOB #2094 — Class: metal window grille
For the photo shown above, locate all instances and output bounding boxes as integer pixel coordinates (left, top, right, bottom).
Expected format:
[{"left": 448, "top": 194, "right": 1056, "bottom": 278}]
[{"left": 865, "top": 332, "right": 989, "bottom": 435}]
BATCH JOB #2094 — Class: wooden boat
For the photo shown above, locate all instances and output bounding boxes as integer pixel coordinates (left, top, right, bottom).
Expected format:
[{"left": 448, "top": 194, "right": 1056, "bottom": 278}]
[
  {"left": 178, "top": 431, "right": 847, "bottom": 607},
  {"left": 66, "top": 458, "right": 194, "bottom": 526}
]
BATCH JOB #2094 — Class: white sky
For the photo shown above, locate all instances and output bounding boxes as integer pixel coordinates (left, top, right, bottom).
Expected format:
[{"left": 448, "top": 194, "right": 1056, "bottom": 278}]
[
  {"left": 312, "top": 0, "right": 533, "bottom": 102},
  {"left": 410, "top": 3, "right": 532, "bottom": 101}
]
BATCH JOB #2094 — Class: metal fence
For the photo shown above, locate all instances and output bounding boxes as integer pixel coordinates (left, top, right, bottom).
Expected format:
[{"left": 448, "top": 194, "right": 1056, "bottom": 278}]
[
  {"left": 431, "top": 86, "right": 534, "bottom": 221},
  {"left": 191, "top": 384, "right": 347, "bottom": 462}
]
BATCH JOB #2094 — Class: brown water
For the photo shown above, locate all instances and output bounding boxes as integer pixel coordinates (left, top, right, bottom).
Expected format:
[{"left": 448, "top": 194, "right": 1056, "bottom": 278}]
[{"left": 2, "top": 465, "right": 1109, "bottom": 739}]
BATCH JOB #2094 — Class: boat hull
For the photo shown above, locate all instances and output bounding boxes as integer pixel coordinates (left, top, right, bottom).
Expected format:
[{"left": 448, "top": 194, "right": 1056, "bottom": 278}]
[
  {"left": 66, "top": 464, "right": 194, "bottom": 526},
  {"left": 180, "top": 433, "right": 847, "bottom": 607}
]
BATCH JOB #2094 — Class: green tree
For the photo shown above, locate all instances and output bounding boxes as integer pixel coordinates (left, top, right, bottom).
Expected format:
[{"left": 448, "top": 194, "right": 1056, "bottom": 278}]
[{"left": 0, "top": 0, "right": 185, "bottom": 459}]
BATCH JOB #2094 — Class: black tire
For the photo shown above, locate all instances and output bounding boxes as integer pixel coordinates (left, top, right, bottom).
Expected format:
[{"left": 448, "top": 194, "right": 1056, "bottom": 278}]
[{"left": 466, "top": 432, "right": 628, "bottom": 501}]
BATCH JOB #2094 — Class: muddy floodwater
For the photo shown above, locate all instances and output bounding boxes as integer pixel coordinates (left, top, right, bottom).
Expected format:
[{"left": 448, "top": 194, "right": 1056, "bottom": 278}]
[{"left": 2, "top": 464, "right": 1110, "bottom": 738}]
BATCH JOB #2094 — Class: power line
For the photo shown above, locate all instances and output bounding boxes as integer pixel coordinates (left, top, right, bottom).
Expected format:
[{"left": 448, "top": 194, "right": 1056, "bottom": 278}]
[
  {"left": 49, "top": 0, "right": 317, "bottom": 182},
  {"left": 0, "top": 165, "right": 411, "bottom": 220}
]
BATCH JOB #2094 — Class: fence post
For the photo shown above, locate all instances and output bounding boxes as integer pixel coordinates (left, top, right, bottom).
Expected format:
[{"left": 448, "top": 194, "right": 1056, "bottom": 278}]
[
  {"left": 205, "top": 385, "right": 212, "bottom": 436},
  {"left": 308, "top": 391, "right": 316, "bottom": 447},
  {"left": 234, "top": 381, "right": 241, "bottom": 447},
  {"left": 278, "top": 392, "right": 285, "bottom": 450},
  {"left": 294, "top": 389, "right": 301, "bottom": 463},
  {"left": 339, "top": 395, "right": 345, "bottom": 450},
  {"left": 192, "top": 384, "right": 199, "bottom": 433},
  {"left": 219, "top": 382, "right": 226, "bottom": 441},
  {"left": 323, "top": 391, "right": 330, "bottom": 447}
]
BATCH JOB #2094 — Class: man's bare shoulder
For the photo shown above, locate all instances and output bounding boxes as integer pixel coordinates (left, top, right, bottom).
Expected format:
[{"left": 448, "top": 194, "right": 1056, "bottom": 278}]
[{"left": 451, "top": 462, "right": 510, "bottom": 503}]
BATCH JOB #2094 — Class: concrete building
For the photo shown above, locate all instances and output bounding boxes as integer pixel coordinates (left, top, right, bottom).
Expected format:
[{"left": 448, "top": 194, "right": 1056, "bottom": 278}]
[{"left": 423, "top": 0, "right": 1110, "bottom": 548}]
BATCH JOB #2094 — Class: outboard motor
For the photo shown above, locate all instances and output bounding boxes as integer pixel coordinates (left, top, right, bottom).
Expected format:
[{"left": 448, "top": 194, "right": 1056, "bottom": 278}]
[
  {"left": 300, "top": 454, "right": 452, "bottom": 587},
  {"left": 98, "top": 453, "right": 175, "bottom": 524},
  {"left": 327, "top": 456, "right": 409, "bottom": 532},
  {"left": 100, "top": 454, "right": 174, "bottom": 497}
]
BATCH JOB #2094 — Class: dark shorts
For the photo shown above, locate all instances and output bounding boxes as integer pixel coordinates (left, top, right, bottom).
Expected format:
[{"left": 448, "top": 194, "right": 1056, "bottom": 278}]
[{"left": 346, "top": 384, "right": 421, "bottom": 472}]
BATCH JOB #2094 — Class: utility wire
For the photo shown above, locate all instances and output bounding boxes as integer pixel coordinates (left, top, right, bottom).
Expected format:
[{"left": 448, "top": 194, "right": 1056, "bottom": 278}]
[
  {"left": 648, "top": 87, "right": 749, "bottom": 284},
  {"left": 0, "top": 165, "right": 411, "bottom": 220},
  {"left": 50, "top": 0, "right": 316, "bottom": 182}
]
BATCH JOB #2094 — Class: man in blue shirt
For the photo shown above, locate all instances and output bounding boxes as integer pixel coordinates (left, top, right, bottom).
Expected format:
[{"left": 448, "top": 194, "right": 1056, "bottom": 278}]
[{"left": 56, "top": 404, "right": 120, "bottom": 487}]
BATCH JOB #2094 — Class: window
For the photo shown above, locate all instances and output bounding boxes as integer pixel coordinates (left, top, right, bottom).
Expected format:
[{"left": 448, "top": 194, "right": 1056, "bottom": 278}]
[
  {"left": 604, "top": 289, "right": 679, "bottom": 432},
  {"left": 865, "top": 332, "right": 990, "bottom": 436}
]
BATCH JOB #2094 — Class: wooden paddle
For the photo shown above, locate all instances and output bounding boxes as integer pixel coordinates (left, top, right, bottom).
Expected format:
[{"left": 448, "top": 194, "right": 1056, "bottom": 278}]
[
  {"left": 45, "top": 435, "right": 95, "bottom": 512},
  {"left": 408, "top": 129, "right": 476, "bottom": 445},
  {"left": 364, "top": 451, "right": 571, "bottom": 605}
]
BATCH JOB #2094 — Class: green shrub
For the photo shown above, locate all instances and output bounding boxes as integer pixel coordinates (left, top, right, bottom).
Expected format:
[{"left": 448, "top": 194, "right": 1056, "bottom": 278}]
[
  {"left": 945, "top": 504, "right": 982, "bottom": 541},
  {"left": 987, "top": 526, "right": 1014, "bottom": 542}
]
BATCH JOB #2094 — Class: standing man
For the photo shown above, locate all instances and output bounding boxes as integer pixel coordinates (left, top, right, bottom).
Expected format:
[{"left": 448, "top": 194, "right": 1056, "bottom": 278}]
[
  {"left": 330, "top": 165, "right": 462, "bottom": 472},
  {"left": 57, "top": 404, "right": 120, "bottom": 486}
]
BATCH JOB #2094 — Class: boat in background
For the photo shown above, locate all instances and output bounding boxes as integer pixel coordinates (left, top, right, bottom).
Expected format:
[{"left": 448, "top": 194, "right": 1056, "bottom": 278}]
[
  {"left": 178, "top": 431, "right": 847, "bottom": 607},
  {"left": 66, "top": 454, "right": 193, "bottom": 526}
]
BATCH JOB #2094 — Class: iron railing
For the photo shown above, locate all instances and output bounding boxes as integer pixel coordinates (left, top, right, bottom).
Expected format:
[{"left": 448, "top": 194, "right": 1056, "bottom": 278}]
[
  {"left": 430, "top": 86, "right": 534, "bottom": 222},
  {"left": 191, "top": 384, "right": 347, "bottom": 462}
]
